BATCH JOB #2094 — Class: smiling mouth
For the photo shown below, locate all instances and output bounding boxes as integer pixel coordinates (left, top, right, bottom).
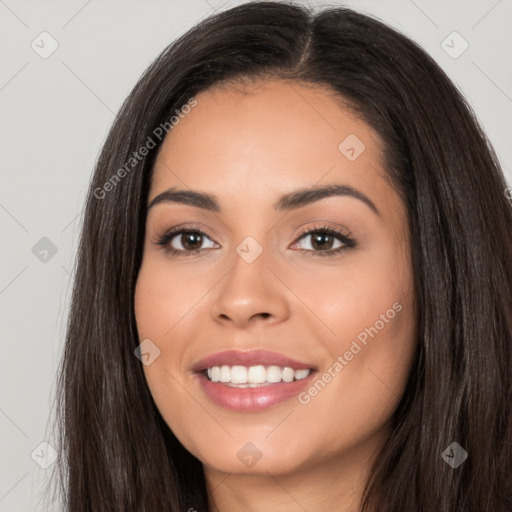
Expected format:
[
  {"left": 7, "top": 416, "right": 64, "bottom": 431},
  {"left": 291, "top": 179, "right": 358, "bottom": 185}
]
[
  {"left": 193, "top": 349, "right": 318, "bottom": 410},
  {"left": 202, "top": 364, "right": 312, "bottom": 387}
]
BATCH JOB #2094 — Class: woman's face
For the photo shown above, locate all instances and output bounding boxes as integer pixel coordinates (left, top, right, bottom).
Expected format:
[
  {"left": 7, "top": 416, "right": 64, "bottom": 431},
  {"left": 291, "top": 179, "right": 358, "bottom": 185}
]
[{"left": 134, "top": 79, "right": 417, "bottom": 479}]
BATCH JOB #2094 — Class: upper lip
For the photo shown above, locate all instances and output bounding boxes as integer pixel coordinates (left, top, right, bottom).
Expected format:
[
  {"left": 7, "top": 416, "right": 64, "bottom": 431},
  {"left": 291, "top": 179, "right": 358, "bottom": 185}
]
[{"left": 192, "top": 349, "right": 316, "bottom": 372}]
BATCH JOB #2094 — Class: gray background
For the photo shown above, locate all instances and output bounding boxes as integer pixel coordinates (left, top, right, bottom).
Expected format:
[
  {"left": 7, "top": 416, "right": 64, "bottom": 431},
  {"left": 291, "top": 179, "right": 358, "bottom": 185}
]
[{"left": 1, "top": 0, "right": 511, "bottom": 510}]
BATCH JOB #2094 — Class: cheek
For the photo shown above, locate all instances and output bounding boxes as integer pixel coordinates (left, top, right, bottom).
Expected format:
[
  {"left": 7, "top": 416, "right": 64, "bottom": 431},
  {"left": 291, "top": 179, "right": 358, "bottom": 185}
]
[
  {"left": 134, "top": 256, "right": 208, "bottom": 338},
  {"left": 310, "top": 230, "right": 413, "bottom": 348},
  {"left": 300, "top": 236, "right": 416, "bottom": 434},
  {"left": 298, "top": 297, "right": 416, "bottom": 457},
  {"left": 133, "top": 260, "right": 191, "bottom": 391},
  {"left": 133, "top": 260, "right": 200, "bottom": 446}
]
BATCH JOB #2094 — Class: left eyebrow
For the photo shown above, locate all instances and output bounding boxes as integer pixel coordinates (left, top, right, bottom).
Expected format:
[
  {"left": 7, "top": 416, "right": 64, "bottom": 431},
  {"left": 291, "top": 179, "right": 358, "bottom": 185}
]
[
  {"left": 146, "top": 183, "right": 380, "bottom": 216},
  {"left": 273, "top": 184, "right": 380, "bottom": 216}
]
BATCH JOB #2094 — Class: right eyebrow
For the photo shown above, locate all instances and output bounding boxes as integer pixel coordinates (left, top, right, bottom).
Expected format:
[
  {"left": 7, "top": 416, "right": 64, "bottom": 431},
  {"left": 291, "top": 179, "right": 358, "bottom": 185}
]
[{"left": 147, "top": 188, "right": 220, "bottom": 212}]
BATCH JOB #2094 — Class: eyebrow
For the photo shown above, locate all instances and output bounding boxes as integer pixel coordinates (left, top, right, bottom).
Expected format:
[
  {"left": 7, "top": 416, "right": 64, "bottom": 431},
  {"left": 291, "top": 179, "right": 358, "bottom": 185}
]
[{"left": 146, "top": 184, "right": 380, "bottom": 216}]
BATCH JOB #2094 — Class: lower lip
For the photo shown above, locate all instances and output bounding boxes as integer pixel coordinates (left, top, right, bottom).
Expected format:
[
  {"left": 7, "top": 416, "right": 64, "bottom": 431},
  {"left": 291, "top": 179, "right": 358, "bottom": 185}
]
[{"left": 195, "top": 371, "right": 316, "bottom": 411}]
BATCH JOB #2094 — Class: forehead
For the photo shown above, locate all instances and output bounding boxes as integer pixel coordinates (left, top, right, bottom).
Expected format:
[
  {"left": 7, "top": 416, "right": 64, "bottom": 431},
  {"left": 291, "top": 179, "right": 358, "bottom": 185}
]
[{"left": 149, "top": 79, "right": 393, "bottom": 211}]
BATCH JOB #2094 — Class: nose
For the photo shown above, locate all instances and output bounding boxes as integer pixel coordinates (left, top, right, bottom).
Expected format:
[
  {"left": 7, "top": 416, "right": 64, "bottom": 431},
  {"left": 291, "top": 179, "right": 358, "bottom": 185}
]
[{"left": 210, "top": 251, "right": 289, "bottom": 329}]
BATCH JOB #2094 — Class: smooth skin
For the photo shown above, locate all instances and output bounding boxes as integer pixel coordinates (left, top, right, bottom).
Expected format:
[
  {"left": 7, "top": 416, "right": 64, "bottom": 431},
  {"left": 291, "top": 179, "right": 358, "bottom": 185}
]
[{"left": 134, "top": 79, "right": 418, "bottom": 512}]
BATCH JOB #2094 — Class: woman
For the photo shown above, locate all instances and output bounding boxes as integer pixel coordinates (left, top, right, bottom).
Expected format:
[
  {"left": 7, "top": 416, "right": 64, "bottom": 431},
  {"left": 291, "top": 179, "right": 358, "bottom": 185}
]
[{"left": 55, "top": 2, "right": 512, "bottom": 511}]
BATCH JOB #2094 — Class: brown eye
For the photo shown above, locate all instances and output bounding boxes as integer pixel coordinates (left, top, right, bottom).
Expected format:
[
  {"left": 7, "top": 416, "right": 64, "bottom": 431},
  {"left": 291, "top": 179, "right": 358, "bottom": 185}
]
[
  {"left": 179, "top": 231, "right": 204, "bottom": 251},
  {"left": 309, "top": 232, "right": 336, "bottom": 251},
  {"left": 291, "top": 225, "right": 357, "bottom": 257},
  {"left": 155, "top": 227, "right": 217, "bottom": 256}
]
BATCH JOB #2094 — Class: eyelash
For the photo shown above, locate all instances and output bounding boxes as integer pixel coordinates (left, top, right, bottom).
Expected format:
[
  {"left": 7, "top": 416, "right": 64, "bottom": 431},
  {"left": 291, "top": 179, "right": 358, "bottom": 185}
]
[{"left": 154, "top": 223, "right": 357, "bottom": 258}]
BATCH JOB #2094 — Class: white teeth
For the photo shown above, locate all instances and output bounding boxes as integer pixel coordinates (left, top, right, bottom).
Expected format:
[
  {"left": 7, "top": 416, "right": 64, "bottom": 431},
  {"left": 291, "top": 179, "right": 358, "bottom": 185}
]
[
  {"left": 266, "top": 365, "right": 282, "bottom": 383},
  {"left": 210, "top": 366, "right": 220, "bottom": 382},
  {"left": 230, "top": 366, "right": 247, "bottom": 384},
  {"left": 204, "top": 365, "right": 311, "bottom": 385},
  {"left": 282, "top": 367, "right": 295, "bottom": 383},
  {"left": 219, "top": 365, "right": 230, "bottom": 382},
  {"left": 247, "top": 365, "right": 267, "bottom": 383},
  {"left": 294, "top": 369, "right": 310, "bottom": 380}
]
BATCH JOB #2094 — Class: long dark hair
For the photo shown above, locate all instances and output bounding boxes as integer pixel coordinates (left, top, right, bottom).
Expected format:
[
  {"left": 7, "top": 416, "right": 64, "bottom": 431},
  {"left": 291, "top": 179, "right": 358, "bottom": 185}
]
[{"left": 54, "top": 2, "right": 512, "bottom": 510}]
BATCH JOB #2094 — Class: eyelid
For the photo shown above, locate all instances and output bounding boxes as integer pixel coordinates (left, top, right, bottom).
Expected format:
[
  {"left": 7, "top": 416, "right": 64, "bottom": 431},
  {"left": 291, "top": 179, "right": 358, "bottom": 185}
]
[
  {"left": 151, "top": 222, "right": 217, "bottom": 245},
  {"left": 290, "top": 223, "right": 356, "bottom": 255},
  {"left": 294, "top": 222, "right": 353, "bottom": 241}
]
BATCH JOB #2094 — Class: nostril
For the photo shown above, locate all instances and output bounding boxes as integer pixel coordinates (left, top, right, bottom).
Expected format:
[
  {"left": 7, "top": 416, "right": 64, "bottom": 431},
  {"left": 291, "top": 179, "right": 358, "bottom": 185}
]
[{"left": 248, "top": 312, "right": 271, "bottom": 322}]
